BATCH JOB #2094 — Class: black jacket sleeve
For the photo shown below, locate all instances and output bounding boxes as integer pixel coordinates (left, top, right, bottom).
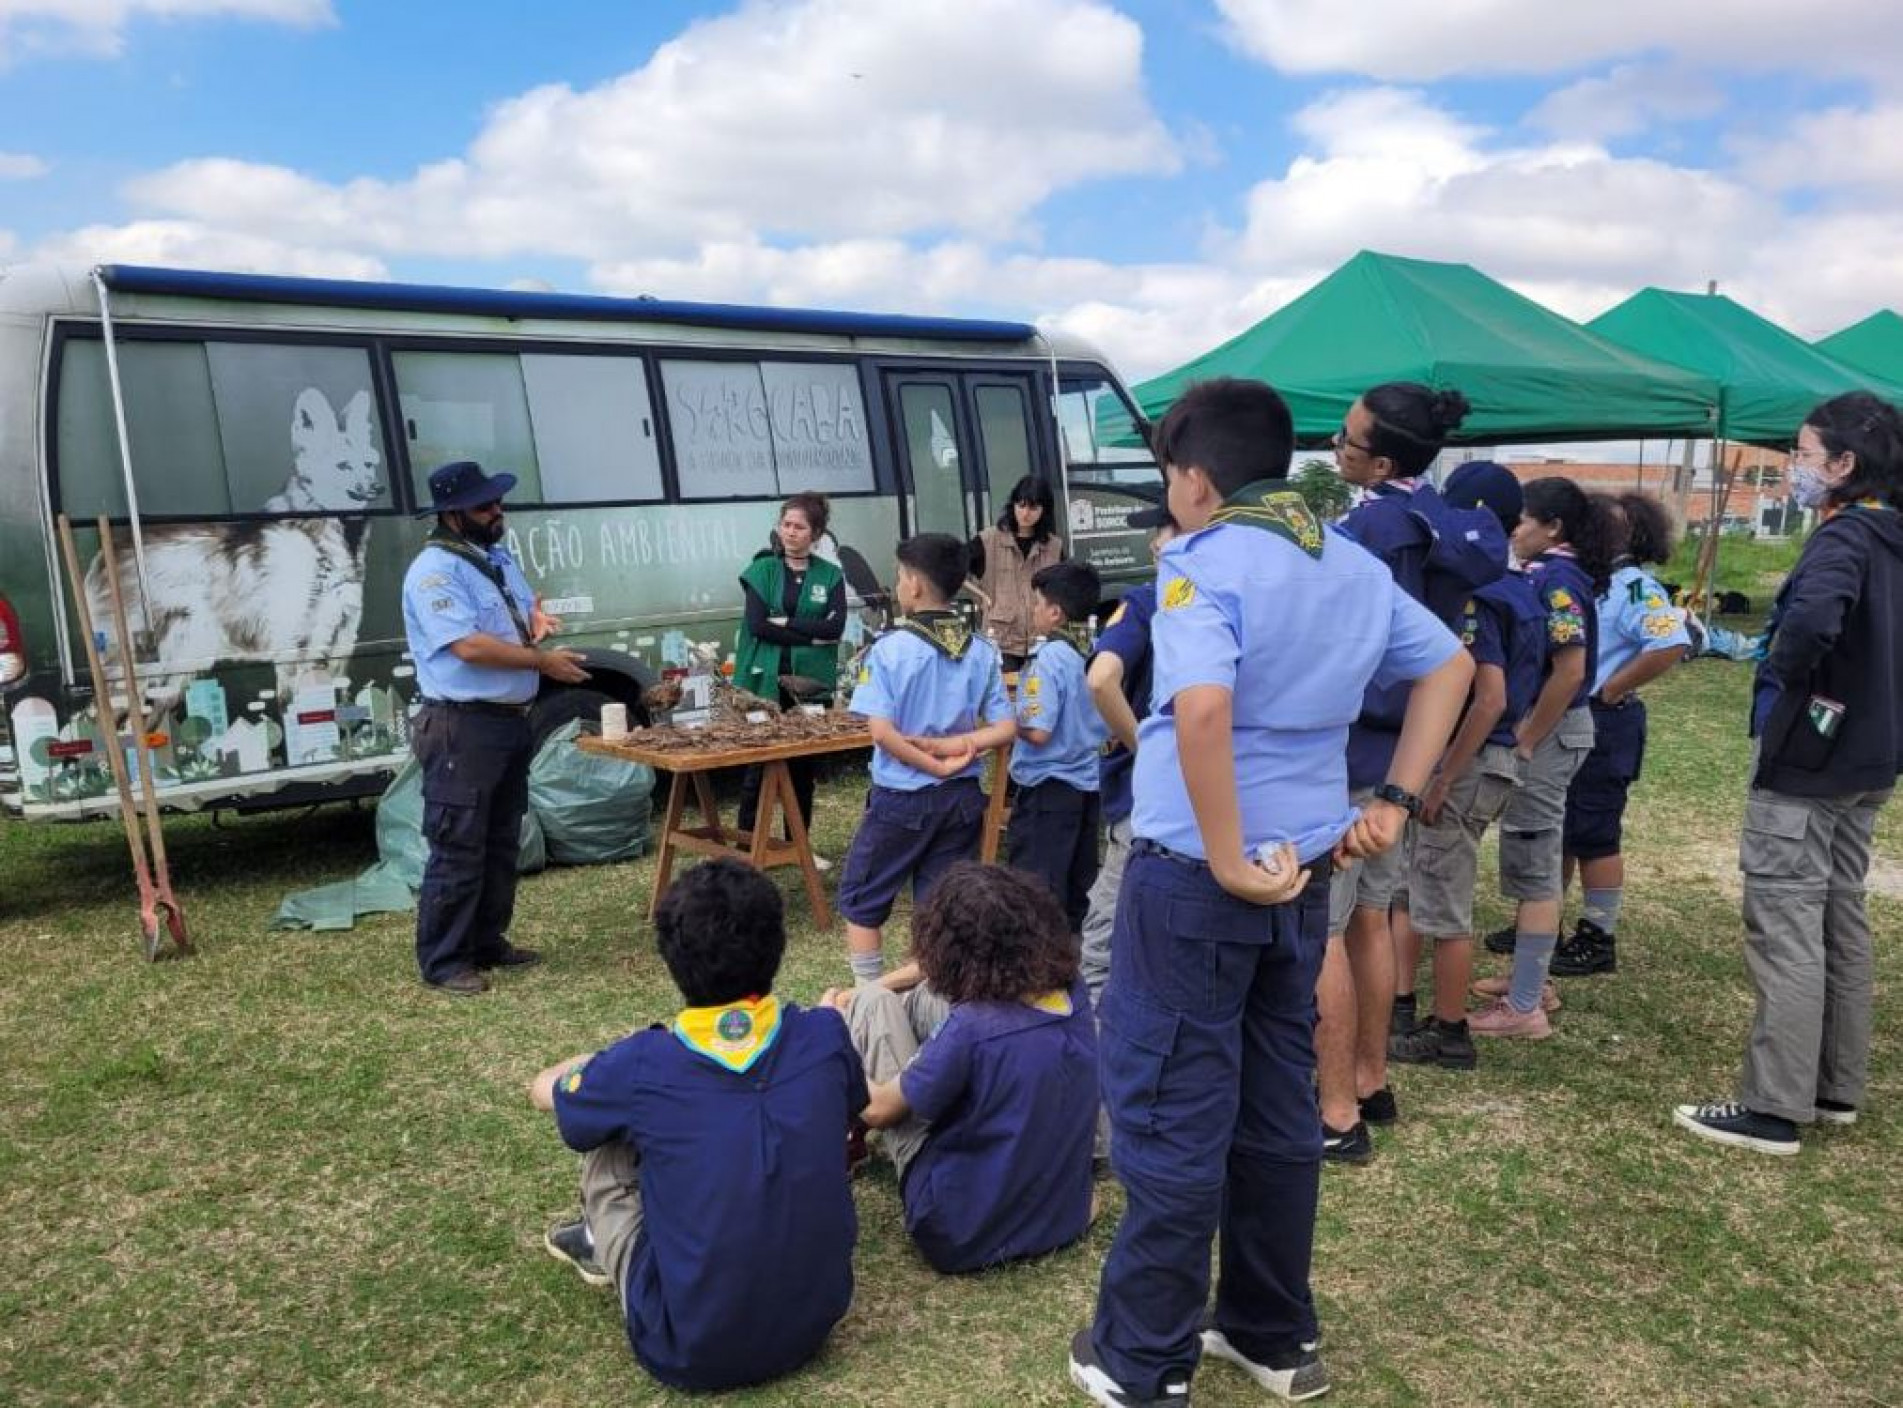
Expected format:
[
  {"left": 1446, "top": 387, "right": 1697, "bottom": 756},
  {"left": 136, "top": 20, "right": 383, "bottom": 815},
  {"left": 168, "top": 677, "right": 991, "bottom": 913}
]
[
  {"left": 781, "top": 578, "right": 847, "bottom": 643},
  {"left": 741, "top": 581, "right": 807, "bottom": 647},
  {"left": 1765, "top": 523, "right": 1863, "bottom": 688}
]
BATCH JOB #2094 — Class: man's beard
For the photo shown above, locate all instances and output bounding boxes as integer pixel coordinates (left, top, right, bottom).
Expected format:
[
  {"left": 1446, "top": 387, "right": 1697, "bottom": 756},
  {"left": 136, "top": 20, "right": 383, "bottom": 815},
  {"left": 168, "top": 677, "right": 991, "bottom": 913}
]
[{"left": 457, "top": 512, "right": 507, "bottom": 546}]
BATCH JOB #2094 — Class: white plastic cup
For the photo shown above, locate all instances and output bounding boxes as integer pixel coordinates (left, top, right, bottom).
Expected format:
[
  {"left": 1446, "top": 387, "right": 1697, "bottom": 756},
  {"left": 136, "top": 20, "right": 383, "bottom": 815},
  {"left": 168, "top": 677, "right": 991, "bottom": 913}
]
[{"left": 600, "top": 702, "right": 629, "bottom": 741}]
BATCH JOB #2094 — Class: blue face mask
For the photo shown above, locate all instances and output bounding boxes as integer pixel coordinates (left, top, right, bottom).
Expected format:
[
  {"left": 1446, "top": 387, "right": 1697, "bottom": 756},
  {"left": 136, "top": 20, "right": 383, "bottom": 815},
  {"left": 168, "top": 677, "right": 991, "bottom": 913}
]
[{"left": 1790, "top": 460, "right": 1837, "bottom": 510}]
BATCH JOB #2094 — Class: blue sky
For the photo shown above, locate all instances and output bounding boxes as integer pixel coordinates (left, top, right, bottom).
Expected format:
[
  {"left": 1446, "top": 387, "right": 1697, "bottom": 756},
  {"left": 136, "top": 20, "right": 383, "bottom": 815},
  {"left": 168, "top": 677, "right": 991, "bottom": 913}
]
[{"left": 4, "top": 0, "right": 1901, "bottom": 389}]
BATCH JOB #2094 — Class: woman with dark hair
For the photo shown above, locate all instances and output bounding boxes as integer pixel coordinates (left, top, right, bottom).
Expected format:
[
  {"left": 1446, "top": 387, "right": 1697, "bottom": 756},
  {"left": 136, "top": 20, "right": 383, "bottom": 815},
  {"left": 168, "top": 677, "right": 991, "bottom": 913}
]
[
  {"left": 968, "top": 475, "right": 1064, "bottom": 671},
  {"left": 1676, "top": 392, "right": 1903, "bottom": 1156},
  {"left": 1319, "top": 381, "right": 1480, "bottom": 1158},
  {"left": 733, "top": 492, "right": 847, "bottom": 852},
  {"left": 1471, "top": 476, "right": 1613, "bottom": 1040},
  {"left": 1550, "top": 491, "right": 1691, "bottom": 978}
]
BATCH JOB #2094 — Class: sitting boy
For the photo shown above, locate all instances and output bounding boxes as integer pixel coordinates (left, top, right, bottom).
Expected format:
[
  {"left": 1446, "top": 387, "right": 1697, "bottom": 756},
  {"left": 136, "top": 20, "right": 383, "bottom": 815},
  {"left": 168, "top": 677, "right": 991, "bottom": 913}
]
[
  {"left": 530, "top": 858, "right": 866, "bottom": 1393},
  {"left": 823, "top": 862, "right": 1098, "bottom": 1274},
  {"left": 1007, "top": 561, "right": 1110, "bottom": 932},
  {"left": 838, "top": 532, "right": 1017, "bottom": 983}
]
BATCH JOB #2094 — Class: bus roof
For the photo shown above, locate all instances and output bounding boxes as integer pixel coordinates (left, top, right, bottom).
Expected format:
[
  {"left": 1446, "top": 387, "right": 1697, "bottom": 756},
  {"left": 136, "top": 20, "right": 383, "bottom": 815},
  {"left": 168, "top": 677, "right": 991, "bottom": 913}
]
[{"left": 95, "top": 264, "right": 1043, "bottom": 345}]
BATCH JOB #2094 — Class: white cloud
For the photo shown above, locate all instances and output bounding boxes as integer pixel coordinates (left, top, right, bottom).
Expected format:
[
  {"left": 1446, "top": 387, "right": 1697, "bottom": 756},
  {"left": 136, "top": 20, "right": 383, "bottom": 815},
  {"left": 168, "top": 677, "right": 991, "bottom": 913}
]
[
  {"left": 1527, "top": 63, "right": 1725, "bottom": 141},
  {"left": 0, "top": 150, "right": 49, "bottom": 178},
  {"left": 1211, "top": 0, "right": 1903, "bottom": 82},
  {"left": 30, "top": 219, "right": 387, "bottom": 279},
  {"left": 0, "top": 0, "right": 333, "bottom": 62},
  {"left": 122, "top": 0, "right": 1177, "bottom": 261},
  {"left": 1736, "top": 103, "right": 1903, "bottom": 194}
]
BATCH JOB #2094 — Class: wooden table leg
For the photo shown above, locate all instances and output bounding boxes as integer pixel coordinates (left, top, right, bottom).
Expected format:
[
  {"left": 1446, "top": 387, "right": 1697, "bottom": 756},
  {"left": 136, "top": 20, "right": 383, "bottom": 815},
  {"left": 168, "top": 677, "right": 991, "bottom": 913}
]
[
  {"left": 981, "top": 742, "right": 1013, "bottom": 864},
  {"left": 769, "top": 760, "right": 831, "bottom": 927},
  {"left": 648, "top": 770, "right": 690, "bottom": 919},
  {"left": 691, "top": 772, "right": 725, "bottom": 844}
]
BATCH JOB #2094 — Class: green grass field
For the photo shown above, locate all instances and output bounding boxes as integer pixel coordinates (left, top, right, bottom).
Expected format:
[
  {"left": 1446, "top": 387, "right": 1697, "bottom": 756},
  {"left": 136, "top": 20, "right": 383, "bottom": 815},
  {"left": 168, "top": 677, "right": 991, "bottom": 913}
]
[{"left": 2, "top": 656, "right": 1898, "bottom": 1408}]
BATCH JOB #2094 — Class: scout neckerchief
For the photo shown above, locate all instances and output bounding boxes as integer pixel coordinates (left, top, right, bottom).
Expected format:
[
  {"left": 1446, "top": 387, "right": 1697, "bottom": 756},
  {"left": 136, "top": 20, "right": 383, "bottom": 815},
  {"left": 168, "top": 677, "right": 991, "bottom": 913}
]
[
  {"left": 1208, "top": 479, "right": 1327, "bottom": 559},
  {"left": 893, "top": 608, "right": 975, "bottom": 660},
  {"left": 673, "top": 994, "right": 782, "bottom": 1074},
  {"left": 1036, "top": 622, "right": 1095, "bottom": 658},
  {"left": 1024, "top": 988, "right": 1074, "bottom": 1016},
  {"left": 427, "top": 525, "right": 533, "bottom": 645},
  {"left": 1348, "top": 475, "right": 1421, "bottom": 512}
]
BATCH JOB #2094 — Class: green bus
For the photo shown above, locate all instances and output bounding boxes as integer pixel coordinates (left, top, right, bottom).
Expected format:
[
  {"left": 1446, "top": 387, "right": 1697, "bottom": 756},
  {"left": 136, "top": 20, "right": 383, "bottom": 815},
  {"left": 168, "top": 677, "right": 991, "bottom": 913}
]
[{"left": 0, "top": 263, "right": 1160, "bottom": 821}]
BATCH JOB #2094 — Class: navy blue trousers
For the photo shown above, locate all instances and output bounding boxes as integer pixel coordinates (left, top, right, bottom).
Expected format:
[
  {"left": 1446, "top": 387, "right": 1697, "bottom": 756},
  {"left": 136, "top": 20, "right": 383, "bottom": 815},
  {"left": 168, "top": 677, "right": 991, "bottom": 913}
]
[
  {"left": 1090, "top": 846, "right": 1329, "bottom": 1399},
  {"left": 1005, "top": 778, "right": 1101, "bottom": 934},
  {"left": 413, "top": 704, "right": 534, "bottom": 983}
]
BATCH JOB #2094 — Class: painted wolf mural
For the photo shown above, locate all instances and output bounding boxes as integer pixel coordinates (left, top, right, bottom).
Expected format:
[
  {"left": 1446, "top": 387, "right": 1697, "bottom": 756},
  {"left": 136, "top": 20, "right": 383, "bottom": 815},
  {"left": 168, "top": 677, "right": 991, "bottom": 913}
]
[{"left": 84, "top": 387, "right": 384, "bottom": 710}]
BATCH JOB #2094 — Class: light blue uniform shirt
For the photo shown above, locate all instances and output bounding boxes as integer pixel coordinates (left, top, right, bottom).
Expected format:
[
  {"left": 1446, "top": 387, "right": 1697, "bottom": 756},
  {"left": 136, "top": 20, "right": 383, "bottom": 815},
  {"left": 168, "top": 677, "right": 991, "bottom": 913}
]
[
  {"left": 849, "top": 628, "right": 1010, "bottom": 791},
  {"left": 402, "top": 541, "right": 540, "bottom": 704},
  {"left": 1593, "top": 564, "right": 1692, "bottom": 696},
  {"left": 1132, "top": 521, "right": 1460, "bottom": 862},
  {"left": 1010, "top": 637, "right": 1107, "bottom": 791}
]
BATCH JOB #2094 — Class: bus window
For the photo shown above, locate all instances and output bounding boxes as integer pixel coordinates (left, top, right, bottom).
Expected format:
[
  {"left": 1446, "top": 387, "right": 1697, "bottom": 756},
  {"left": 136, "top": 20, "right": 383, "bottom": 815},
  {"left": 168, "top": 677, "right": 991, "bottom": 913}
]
[
  {"left": 57, "top": 340, "right": 227, "bottom": 518},
  {"left": 205, "top": 342, "right": 391, "bottom": 513},
  {"left": 394, "top": 351, "right": 543, "bottom": 504},
  {"left": 663, "top": 358, "right": 875, "bottom": 500},
  {"left": 519, "top": 354, "right": 663, "bottom": 504},
  {"left": 973, "top": 382, "right": 1034, "bottom": 517},
  {"left": 1057, "top": 373, "right": 1156, "bottom": 483},
  {"left": 897, "top": 381, "right": 968, "bottom": 539}
]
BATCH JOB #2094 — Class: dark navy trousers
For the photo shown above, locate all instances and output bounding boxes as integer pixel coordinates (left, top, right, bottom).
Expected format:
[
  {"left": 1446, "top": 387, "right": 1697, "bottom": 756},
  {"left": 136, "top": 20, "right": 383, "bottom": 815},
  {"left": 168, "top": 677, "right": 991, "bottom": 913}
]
[
  {"left": 1005, "top": 778, "right": 1101, "bottom": 934},
  {"left": 1090, "top": 845, "right": 1330, "bottom": 1399},
  {"left": 413, "top": 703, "right": 534, "bottom": 983}
]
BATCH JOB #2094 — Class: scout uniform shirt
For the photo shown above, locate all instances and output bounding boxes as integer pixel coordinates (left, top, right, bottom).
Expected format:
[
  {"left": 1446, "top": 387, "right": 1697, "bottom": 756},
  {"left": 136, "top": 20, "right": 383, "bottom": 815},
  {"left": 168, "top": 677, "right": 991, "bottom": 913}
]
[
  {"left": 1459, "top": 574, "right": 1551, "bottom": 747},
  {"left": 897, "top": 979, "right": 1098, "bottom": 1274},
  {"left": 849, "top": 614, "right": 1011, "bottom": 790},
  {"left": 401, "top": 537, "right": 540, "bottom": 703},
  {"left": 1010, "top": 629, "right": 1109, "bottom": 790},
  {"left": 1131, "top": 483, "right": 1460, "bottom": 863},
  {"left": 552, "top": 1000, "right": 867, "bottom": 1392},
  {"left": 1593, "top": 563, "right": 1691, "bottom": 696},
  {"left": 1091, "top": 584, "right": 1158, "bottom": 826},
  {"left": 1523, "top": 549, "right": 1602, "bottom": 707}
]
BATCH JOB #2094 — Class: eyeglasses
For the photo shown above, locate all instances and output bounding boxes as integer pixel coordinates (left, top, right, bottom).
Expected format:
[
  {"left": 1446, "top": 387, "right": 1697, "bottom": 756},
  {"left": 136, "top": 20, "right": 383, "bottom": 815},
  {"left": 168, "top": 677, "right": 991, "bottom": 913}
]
[
  {"left": 1333, "top": 425, "right": 1375, "bottom": 455},
  {"left": 1789, "top": 446, "right": 1831, "bottom": 467}
]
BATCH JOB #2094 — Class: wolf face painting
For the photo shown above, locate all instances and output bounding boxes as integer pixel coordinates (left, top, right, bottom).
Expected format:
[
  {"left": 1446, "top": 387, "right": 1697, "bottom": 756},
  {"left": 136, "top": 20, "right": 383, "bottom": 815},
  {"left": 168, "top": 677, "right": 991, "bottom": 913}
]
[{"left": 85, "top": 387, "right": 385, "bottom": 709}]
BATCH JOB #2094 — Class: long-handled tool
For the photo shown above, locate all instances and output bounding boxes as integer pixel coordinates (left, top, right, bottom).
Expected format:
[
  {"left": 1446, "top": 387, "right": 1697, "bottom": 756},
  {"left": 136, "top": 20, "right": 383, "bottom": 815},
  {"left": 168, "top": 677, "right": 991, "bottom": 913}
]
[{"left": 54, "top": 514, "right": 191, "bottom": 960}]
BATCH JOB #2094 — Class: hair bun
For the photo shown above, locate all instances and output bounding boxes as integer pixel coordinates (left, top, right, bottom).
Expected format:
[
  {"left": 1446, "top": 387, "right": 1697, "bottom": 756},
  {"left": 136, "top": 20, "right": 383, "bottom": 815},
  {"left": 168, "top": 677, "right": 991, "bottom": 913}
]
[{"left": 1431, "top": 389, "right": 1472, "bottom": 433}]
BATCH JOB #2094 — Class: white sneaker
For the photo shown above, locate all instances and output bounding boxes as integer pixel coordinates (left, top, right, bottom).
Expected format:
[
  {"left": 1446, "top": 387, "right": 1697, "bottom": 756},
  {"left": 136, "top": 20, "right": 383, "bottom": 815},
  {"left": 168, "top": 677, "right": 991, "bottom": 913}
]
[{"left": 1200, "top": 1329, "right": 1330, "bottom": 1401}]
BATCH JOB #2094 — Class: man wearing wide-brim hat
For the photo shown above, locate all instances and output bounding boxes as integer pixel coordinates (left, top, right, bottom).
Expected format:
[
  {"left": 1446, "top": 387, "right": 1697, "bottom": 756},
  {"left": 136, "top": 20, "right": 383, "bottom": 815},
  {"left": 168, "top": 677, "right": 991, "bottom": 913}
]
[{"left": 401, "top": 461, "right": 590, "bottom": 995}]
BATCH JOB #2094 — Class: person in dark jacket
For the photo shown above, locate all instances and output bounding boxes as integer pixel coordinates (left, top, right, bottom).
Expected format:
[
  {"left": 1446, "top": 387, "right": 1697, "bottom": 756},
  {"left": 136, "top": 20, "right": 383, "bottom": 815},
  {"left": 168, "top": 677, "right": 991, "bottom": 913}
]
[{"left": 1675, "top": 391, "right": 1903, "bottom": 1156}]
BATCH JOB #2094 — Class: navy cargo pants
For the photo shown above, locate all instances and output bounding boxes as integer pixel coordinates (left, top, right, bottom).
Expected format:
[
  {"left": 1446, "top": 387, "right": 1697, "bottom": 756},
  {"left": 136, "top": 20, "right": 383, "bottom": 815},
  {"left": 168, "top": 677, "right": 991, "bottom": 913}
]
[
  {"left": 413, "top": 702, "right": 534, "bottom": 984},
  {"left": 1089, "top": 843, "right": 1330, "bottom": 1400}
]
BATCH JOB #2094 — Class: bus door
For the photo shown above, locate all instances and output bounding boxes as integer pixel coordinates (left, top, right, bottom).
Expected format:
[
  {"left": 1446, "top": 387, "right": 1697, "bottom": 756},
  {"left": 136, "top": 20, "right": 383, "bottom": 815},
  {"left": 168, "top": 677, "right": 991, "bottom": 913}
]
[{"left": 884, "top": 370, "right": 1047, "bottom": 540}]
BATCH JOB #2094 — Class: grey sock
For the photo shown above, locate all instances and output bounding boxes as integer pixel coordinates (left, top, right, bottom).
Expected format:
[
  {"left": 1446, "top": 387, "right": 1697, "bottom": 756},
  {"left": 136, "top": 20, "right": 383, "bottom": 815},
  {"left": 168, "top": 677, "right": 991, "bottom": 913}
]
[
  {"left": 1508, "top": 933, "right": 1557, "bottom": 1013},
  {"left": 848, "top": 951, "right": 884, "bottom": 985},
  {"left": 1582, "top": 887, "right": 1622, "bottom": 936}
]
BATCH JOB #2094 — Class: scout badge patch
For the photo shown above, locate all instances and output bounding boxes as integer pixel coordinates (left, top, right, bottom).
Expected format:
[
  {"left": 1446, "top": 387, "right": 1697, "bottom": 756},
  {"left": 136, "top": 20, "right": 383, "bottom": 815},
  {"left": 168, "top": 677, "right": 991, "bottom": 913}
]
[
  {"left": 894, "top": 609, "right": 975, "bottom": 660},
  {"left": 1161, "top": 575, "right": 1197, "bottom": 610},
  {"left": 1209, "top": 483, "right": 1326, "bottom": 559},
  {"left": 674, "top": 994, "right": 783, "bottom": 1073}
]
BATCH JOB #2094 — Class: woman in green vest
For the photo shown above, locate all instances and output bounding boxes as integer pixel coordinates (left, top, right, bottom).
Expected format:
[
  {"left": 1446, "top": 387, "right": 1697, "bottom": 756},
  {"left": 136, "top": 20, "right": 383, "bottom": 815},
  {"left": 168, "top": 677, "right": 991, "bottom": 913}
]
[{"left": 734, "top": 491, "right": 848, "bottom": 852}]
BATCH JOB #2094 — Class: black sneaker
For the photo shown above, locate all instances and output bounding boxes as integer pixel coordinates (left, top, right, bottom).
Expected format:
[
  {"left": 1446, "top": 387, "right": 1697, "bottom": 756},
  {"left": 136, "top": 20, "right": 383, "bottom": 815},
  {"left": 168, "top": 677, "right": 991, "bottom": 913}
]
[
  {"left": 424, "top": 968, "right": 488, "bottom": 996},
  {"left": 1389, "top": 1016, "right": 1477, "bottom": 1070},
  {"left": 1068, "top": 1328, "right": 1191, "bottom": 1406},
  {"left": 1358, "top": 1087, "right": 1398, "bottom": 1126},
  {"left": 1388, "top": 994, "right": 1418, "bottom": 1038},
  {"left": 1814, "top": 1099, "right": 1859, "bottom": 1126},
  {"left": 478, "top": 944, "right": 543, "bottom": 970},
  {"left": 1550, "top": 919, "right": 1615, "bottom": 977},
  {"left": 1201, "top": 1328, "right": 1330, "bottom": 1402},
  {"left": 1672, "top": 1101, "right": 1799, "bottom": 1156},
  {"left": 1483, "top": 924, "right": 1517, "bottom": 955},
  {"left": 1321, "top": 1120, "right": 1373, "bottom": 1165},
  {"left": 543, "top": 1219, "right": 612, "bottom": 1286}
]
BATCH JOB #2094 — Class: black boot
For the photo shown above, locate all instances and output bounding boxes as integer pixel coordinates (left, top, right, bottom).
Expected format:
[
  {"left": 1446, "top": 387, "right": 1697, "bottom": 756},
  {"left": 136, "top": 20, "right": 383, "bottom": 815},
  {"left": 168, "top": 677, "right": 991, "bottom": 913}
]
[{"left": 1551, "top": 918, "right": 1617, "bottom": 976}]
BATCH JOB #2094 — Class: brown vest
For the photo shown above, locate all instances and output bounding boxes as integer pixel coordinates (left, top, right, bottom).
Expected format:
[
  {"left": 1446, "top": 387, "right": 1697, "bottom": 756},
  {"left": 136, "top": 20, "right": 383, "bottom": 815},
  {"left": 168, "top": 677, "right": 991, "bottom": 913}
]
[{"left": 972, "top": 525, "right": 1064, "bottom": 657}]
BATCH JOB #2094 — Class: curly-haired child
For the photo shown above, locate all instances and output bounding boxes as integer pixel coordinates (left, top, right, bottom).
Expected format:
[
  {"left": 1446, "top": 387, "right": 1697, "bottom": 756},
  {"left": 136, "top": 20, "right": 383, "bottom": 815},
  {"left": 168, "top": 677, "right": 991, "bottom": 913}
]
[{"left": 822, "top": 862, "right": 1098, "bottom": 1274}]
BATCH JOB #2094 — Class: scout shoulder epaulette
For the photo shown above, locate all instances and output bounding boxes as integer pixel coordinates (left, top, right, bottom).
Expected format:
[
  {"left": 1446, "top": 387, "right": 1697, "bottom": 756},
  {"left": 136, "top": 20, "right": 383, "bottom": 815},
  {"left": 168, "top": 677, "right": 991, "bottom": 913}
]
[
  {"left": 1208, "top": 483, "right": 1326, "bottom": 560},
  {"left": 424, "top": 529, "right": 532, "bottom": 645},
  {"left": 893, "top": 609, "right": 976, "bottom": 660}
]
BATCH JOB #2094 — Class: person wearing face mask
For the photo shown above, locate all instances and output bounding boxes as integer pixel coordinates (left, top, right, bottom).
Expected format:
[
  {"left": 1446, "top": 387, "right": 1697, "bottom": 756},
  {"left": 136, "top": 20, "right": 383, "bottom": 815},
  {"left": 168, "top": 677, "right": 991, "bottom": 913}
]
[
  {"left": 1675, "top": 392, "right": 1903, "bottom": 1156},
  {"left": 402, "top": 460, "right": 590, "bottom": 996}
]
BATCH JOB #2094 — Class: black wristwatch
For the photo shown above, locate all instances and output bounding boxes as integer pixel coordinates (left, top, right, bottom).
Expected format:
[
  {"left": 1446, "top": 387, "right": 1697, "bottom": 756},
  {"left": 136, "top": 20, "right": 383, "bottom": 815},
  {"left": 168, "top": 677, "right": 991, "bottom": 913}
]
[{"left": 1373, "top": 783, "right": 1423, "bottom": 818}]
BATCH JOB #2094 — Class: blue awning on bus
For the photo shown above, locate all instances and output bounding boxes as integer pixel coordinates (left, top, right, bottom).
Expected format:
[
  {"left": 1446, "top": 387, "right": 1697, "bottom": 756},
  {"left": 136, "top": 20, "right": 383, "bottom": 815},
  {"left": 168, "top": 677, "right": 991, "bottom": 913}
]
[{"left": 95, "top": 265, "right": 1041, "bottom": 344}]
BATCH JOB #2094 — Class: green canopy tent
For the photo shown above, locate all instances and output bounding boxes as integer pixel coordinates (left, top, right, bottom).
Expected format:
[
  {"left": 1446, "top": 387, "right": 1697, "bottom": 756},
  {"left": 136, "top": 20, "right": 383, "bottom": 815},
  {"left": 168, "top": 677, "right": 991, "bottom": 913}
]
[
  {"left": 1815, "top": 309, "right": 1903, "bottom": 387},
  {"left": 1130, "top": 250, "right": 1719, "bottom": 445},
  {"left": 1586, "top": 289, "right": 1903, "bottom": 447}
]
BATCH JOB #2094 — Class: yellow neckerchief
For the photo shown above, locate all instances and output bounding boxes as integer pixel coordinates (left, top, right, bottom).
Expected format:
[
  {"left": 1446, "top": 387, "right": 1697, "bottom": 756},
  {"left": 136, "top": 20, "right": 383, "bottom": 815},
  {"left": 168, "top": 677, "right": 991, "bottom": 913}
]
[
  {"left": 1024, "top": 988, "right": 1074, "bottom": 1016},
  {"left": 673, "top": 994, "right": 782, "bottom": 1074},
  {"left": 1207, "top": 480, "right": 1326, "bottom": 559},
  {"left": 893, "top": 608, "right": 975, "bottom": 660}
]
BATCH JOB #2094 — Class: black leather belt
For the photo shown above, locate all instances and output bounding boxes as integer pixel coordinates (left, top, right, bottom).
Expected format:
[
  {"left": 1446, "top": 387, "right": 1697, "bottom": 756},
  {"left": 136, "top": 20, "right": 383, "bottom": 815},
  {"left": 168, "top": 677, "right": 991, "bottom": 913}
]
[
  {"left": 1132, "top": 836, "right": 1333, "bottom": 884},
  {"left": 423, "top": 697, "right": 532, "bottom": 718}
]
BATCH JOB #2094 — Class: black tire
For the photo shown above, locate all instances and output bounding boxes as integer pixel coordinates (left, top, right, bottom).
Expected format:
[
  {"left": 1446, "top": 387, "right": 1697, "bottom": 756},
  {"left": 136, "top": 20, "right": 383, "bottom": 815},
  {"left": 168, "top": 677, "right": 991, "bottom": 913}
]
[{"left": 528, "top": 686, "right": 616, "bottom": 751}]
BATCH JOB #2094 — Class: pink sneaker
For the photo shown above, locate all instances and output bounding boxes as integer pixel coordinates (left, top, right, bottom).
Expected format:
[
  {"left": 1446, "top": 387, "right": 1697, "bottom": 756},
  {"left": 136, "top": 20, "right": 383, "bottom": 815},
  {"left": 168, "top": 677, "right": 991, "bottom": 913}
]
[
  {"left": 1468, "top": 997, "right": 1552, "bottom": 1039},
  {"left": 1470, "top": 976, "right": 1561, "bottom": 1013}
]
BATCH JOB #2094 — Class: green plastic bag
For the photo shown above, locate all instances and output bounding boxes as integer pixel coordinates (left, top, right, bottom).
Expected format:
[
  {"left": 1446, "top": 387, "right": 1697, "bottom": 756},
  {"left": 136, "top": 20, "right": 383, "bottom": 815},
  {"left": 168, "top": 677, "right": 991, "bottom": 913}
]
[{"left": 527, "top": 719, "right": 654, "bottom": 865}]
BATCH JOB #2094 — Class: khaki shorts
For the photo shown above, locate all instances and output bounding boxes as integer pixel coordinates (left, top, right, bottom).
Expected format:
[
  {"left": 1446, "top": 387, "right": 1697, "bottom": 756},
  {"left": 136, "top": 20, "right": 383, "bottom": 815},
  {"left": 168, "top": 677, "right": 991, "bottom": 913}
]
[
  {"left": 1328, "top": 787, "right": 1412, "bottom": 934},
  {"left": 1499, "top": 707, "right": 1595, "bottom": 901},
  {"left": 1409, "top": 744, "right": 1525, "bottom": 938}
]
